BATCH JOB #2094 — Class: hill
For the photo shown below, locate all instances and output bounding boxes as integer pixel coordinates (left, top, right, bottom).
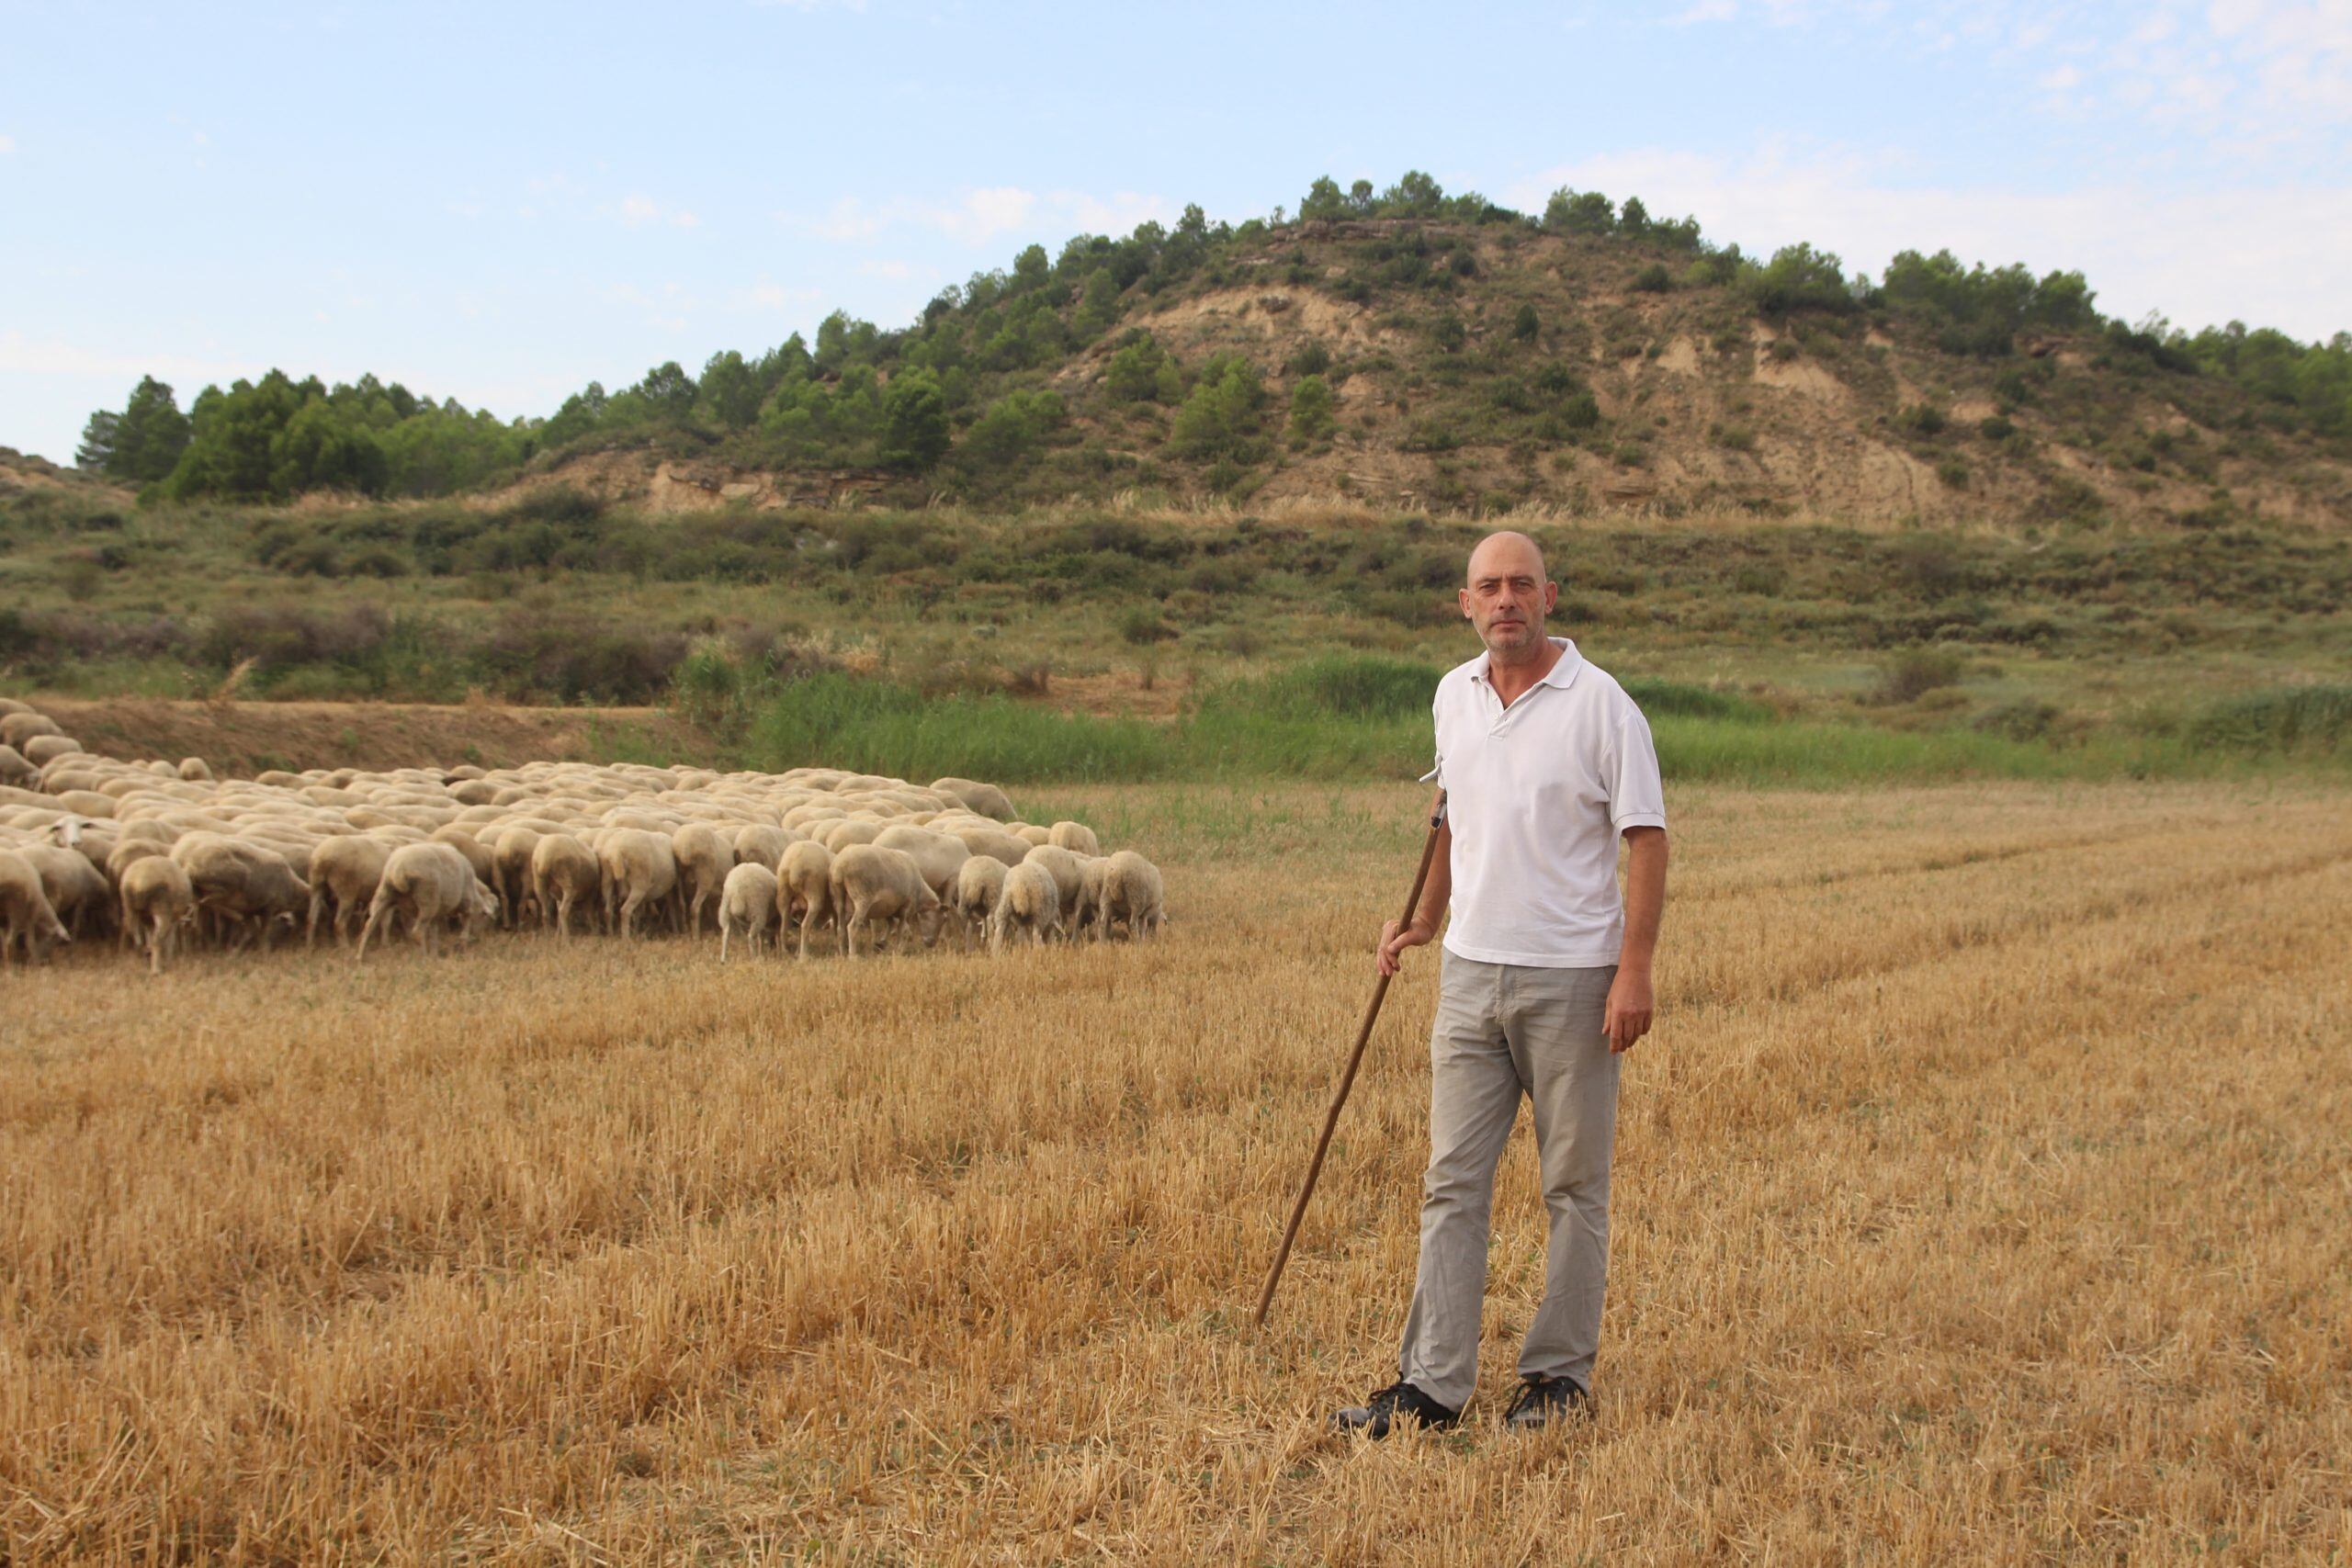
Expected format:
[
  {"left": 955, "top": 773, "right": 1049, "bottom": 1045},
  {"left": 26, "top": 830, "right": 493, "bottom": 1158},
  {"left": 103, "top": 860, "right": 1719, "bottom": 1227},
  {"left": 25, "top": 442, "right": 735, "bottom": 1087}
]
[{"left": 69, "top": 175, "right": 2352, "bottom": 530}]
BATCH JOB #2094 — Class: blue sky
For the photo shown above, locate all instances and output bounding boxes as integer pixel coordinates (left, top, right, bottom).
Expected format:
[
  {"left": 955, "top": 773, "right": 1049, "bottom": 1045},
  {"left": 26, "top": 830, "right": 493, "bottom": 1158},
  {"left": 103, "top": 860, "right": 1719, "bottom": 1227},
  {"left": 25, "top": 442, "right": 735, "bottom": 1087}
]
[{"left": 5, "top": 0, "right": 2348, "bottom": 465}]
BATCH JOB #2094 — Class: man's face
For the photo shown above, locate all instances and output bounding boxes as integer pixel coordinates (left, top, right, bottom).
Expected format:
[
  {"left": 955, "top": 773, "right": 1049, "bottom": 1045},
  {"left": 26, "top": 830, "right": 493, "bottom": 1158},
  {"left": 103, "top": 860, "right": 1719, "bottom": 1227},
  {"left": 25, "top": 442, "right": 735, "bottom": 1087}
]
[{"left": 1460, "top": 542, "right": 1557, "bottom": 657}]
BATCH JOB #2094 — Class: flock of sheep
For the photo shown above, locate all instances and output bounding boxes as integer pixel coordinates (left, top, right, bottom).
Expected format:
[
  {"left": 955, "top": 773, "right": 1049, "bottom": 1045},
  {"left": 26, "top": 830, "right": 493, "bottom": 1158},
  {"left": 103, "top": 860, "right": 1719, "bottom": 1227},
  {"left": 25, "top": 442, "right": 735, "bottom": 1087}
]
[{"left": 0, "top": 696, "right": 1166, "bottom": 975}]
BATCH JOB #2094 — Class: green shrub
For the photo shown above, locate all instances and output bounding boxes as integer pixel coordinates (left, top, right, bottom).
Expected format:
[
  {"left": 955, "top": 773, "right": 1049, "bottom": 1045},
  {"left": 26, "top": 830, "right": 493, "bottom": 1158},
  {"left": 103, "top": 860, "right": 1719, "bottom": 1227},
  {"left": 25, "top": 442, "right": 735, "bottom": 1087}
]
[
  {"left": 1631, "top": 263, "right": 1673, "bottom": 293},
  {"left": 2187, "top": 685, "right": 2352, "bottom": 755},
  {"left": 1287, "top": 375, "right": 1338, "bottom": 446},
  {"left": 1283, "top": 340, "right": 1332, "bottom": 378},
  {"left": 1876, "top": 645, "right": 1968, "bottom": 703},
  {"left": 1936, "top": 457, "right": 1970, "bottom": 488},
  {"left": 1973, "top": 699, "right": 2064, "bottom": 741},
  {"left": 1119, "top": 606, "right": 1178, "bottom": 644}
]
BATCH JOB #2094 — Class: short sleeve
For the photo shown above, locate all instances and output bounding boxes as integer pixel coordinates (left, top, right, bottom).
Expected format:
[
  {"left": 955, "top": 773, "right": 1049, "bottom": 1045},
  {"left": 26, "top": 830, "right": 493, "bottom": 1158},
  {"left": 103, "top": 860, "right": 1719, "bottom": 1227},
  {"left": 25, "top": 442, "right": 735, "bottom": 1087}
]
[
  {"left": 1419, "top": 685, "right": 1444, "bottom": 785},
  {"left": 1607, "top": 693, "right": 1668, "bottom": 835}
]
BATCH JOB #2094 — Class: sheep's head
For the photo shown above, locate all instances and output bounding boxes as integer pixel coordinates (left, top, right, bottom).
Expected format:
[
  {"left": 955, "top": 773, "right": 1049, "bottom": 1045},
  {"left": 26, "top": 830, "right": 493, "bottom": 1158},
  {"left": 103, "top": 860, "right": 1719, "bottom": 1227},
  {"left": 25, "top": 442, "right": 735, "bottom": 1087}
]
[{"left": 49, "top": 816, "right": 85, "bottom": 850}]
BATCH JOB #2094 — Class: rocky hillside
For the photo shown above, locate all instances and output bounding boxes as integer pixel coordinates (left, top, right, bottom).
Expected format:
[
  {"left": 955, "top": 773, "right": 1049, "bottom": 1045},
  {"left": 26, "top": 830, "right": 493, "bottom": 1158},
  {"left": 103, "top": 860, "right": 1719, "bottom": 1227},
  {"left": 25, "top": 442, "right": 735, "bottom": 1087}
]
[
  {"left": 499, "top": 214, "right": 2347, "bottom": 531},
  {"left": 69, "top": 176, "right": 2352, "bottom": 531}
]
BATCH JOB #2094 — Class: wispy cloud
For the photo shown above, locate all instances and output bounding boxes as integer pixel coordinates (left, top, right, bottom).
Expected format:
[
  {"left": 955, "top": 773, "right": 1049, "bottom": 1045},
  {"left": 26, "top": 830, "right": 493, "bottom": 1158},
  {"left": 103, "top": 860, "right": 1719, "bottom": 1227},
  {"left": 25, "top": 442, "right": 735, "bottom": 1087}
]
[
  {"left": 1666, "top": 0, "right": 2352, "bottom": 155},
  {"left": 613, "top": 193, "right": 700, "bottom": 229},
  {"left": 0, "top": 331, "right": 261, "bottom": 385},
  {"left": 781, "top": 186, "right": 1172, "bottom": 247},
  {"left": 1508, "top": 143, "right": 2352, "bottom": 337},
  {"left": 0, "top": 134, "right": 16, "bottom": 156}
]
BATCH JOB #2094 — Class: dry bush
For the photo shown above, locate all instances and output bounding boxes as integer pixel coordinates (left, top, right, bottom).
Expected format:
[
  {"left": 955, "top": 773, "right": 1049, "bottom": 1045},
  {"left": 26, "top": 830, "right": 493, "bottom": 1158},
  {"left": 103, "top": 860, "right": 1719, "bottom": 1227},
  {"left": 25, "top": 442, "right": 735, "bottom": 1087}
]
[{"left": 2, "top": 781, "right": 2347, "bottom": 1562}]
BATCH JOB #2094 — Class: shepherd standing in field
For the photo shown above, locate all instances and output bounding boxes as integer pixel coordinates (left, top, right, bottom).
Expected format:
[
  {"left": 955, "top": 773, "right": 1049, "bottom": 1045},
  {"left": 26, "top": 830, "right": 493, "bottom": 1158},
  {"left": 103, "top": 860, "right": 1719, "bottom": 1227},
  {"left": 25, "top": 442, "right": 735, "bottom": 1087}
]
[{"left": 1334, "top": 530, "right": 1669, "bottom": 1436}]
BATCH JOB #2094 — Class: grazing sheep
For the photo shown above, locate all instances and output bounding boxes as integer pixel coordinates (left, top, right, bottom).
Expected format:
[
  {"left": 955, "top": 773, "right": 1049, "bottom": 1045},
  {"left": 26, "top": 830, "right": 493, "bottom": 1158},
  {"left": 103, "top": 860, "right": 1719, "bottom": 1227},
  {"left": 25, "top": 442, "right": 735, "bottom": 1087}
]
[
  {"left": 872, "top": 824, "right": 971, "bottom": 901},
  {"left": 105, "top": 837, "right": 168, "bottom": 886},
  {"left": 776, "top": 840, "right": 835, "bottom": 959},
  {"left": 491, "top": 825, "right": 544, "bottom": 929},
  {"left": 306, "top": 836, "right": 394, "bottom": 949},
  {"left": 1, "top": 712, "right": 62, "bottom": 749},
  {"left": 119, "top": 856, "right": 197, "bottom": 975},
  {"left": 1019, "top": 845, "right": 1093, "bottom": 941},
  {"left": 829, "top": 843, "right": 945, "bottom": 958},
  {"left": 0, "top": 848, "right": 72, "bottom": 967},
  {"left": 170, "top": 833, "right": 311, "bottom": 953},
  {"left": 952, "top": 854, "right": 1009, "bottom": 949},
  {"left": 429, "top": 823, "right": 500, "bottom": 897},
  {"left": 718, "top": 863, "right": 779, "bottom": 962},
  {"left": 1012, "top": 824, "right": 1053, "bottom": 848},
  {"left": 1047, "top": 820, "right": 1101, "bottom": 857},
  {"left": 597, "top": 829, "right": 679, "bottom": 939},
  {"left": 0, "top": 744, "right": 37, "bottom": 787},
  {"left": 358, "top": 842, "right": 495, "bottom": 959},
  {"left": 930, "top": 776, "right": 1016, "bottom": 821},
  {"left": 989, "top": 860, "right": 1062, "bottom": 953},
  {"left": 177, "top": 757, "right": 214, "bottom": 782},
  {"left": 815, "top": 818, "right": 886, "bottom": 854},
  {"left": 940, "top": 820, "right": 1033, "bottom": 869},
  {"left": 529, "top": 833, "right": 603, "bottom": 938},
  {"left": 21, "top": 844, "right": 114, "bottom": 942},
  {"left": 22, "top": 735, "right": 84, "bottom": 769},
  {"left": 672, "top": 822, "right": 733, "bottom": 936},
  {"left": 1097, "top": 850, "right": 1166, "bottom": 942},
  {"left": 730, "top": 824, "right": 790, "bottom": 872}
]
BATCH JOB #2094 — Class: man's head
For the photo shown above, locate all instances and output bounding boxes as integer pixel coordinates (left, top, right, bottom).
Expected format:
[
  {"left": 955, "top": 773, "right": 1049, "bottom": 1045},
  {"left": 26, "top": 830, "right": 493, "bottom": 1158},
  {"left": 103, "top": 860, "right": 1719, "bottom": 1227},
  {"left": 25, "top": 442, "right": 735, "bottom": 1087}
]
[{"left": 1460, "top": 531, "right": 1556, "bottom": 660}]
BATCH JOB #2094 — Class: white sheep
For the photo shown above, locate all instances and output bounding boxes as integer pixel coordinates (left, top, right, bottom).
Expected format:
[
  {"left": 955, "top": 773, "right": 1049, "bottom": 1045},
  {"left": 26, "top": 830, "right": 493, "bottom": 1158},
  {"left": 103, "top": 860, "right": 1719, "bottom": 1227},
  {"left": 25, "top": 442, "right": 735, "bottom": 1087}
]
[
  {"left": 730, "top": 824, "right": 791, "bottom": 872},
  {"left": 952, "top": 854, "right": 1009, "bottom": 950},
  {"left": 306, "top": 836, "right": 394, "bottom": 950},
  {"left": 829, "top": 843, "right": 944, "bottom": 957},
  {"left": 1047, "top": 820, "right": 1101, "bottom": 856},
  {"left": 1097, "top": 850, "right": 1165, "bottom": 942},
  {"left": 872, "top": 824, "right": 970, "bottom": 901},
  {"left": 529, "top": 833, "right": 603, "bottom": 938},
  {"left": 776, "top": 839, "right": 835, "bottom": 959},
  {"left": 930, "top": 776, "right": 1017, "bottom": 820},
  {"left": 357, "top": 842, "right": 497, "bottom": 959},
  {"left": 0, "top": 712, "right": 62, "bottom": 750},
  {"left": 20, "top": 844, "right": 113, "bottom": 943},
  {"left": 118, "top": 856, "right": 197, "bottom": 976},
  {"left": 0, "top": 848, "right": 71, "bottom": 967},
  {"left": 940, "top": 820, "right": 1033, "bottom": 869},
  {"left": 491, "top": 825, "right": 544, "bottom": 929},
  {"left": 718, "top": 863, "right": 780, "bottom": 962},
  {"left": 597, "top": 828, "right": 679, "bottom": 939},
  {"left": 672, "top": 822, "right": 733, "bottom": 936},
  {"left": 1020, "top": 844, "right": 1092, "bottom": 942},
  {"left": 22, "top": 735, "right": 85, "bottom": 769},
  {"left": 989, "top": 860, "right": 1061, "bottom": 953}
]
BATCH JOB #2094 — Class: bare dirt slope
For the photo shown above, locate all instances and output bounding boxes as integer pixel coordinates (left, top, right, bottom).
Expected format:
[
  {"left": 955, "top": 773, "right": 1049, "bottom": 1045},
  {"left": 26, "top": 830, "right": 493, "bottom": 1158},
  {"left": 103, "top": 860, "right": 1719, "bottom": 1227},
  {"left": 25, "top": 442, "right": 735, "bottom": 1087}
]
[{"left": 29, "top": 696, "right": 721, "bottom": 775}]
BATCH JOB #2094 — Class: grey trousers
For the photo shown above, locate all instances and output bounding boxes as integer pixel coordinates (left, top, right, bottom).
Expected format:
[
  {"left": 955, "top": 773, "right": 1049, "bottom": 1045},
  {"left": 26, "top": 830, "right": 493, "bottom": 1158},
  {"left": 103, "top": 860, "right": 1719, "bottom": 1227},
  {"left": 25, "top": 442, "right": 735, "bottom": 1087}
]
[{"left": 1398, "top": 951, "right": 1621, "bottom": 1412}]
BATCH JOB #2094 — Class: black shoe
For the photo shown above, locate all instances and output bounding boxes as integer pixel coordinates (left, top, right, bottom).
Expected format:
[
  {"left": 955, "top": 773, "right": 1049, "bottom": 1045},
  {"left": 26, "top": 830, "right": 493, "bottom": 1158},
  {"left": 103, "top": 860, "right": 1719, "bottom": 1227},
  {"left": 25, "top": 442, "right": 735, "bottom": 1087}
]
[
  {"left": 1501, "top": 1373, "right": 1591, "bottom": 1430},
  {"left": 1331, "top": 1380, "right": 1461, "bottom": 1438}
]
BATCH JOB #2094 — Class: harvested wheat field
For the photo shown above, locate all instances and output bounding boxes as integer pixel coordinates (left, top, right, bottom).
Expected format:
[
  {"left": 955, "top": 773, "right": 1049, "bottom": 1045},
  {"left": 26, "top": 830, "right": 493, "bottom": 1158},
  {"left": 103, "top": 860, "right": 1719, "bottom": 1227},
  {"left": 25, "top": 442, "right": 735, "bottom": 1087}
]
[{"left": 4, "top": 778, "right": 2349, "bottom": 1563}]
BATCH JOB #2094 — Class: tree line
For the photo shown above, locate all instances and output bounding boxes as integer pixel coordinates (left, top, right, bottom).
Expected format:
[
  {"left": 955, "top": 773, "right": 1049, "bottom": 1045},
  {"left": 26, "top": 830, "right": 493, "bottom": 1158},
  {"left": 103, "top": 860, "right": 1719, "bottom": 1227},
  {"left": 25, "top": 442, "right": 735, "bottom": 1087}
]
[{"left": 75, "top": 171, "right": 2352, "bottom": 502}]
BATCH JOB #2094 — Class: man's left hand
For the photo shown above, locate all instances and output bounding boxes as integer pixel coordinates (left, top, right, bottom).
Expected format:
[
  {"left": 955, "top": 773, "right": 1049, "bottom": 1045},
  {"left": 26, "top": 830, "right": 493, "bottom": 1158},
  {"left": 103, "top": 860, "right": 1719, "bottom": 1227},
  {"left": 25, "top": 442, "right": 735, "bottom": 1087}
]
[{"left": 1603, "top": 966, "right": 1654, "bottom": 1055}]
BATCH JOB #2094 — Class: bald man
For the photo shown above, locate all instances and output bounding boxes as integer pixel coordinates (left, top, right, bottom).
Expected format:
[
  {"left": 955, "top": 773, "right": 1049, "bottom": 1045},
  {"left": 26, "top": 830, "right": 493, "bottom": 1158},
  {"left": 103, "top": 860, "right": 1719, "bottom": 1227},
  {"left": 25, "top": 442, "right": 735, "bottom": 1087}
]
[{"left": 1334, "top": 530, "right": 1669, "bottom": 1437}]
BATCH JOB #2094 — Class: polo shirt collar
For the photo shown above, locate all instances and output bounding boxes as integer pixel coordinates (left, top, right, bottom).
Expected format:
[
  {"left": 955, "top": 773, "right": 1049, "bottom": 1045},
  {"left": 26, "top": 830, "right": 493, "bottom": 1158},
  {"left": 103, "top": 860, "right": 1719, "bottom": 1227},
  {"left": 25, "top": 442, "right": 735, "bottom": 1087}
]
[{"left": 1470, "top": 637, "right": 1583, "bottom": 693}]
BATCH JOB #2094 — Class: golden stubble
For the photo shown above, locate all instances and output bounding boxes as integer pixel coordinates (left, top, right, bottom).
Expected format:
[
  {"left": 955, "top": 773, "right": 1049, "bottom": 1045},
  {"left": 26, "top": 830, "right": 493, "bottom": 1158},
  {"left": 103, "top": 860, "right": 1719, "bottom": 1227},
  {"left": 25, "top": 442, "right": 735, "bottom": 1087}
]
[{"left": 3, "top": 780, "right": 2348, "bottom": 1563}]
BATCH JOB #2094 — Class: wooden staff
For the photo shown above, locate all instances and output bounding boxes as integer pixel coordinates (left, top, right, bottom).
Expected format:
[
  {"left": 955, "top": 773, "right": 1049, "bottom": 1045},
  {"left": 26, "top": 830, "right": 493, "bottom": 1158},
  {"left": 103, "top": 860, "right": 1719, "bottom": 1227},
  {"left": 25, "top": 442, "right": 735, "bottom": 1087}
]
[{"left": 1253, "top": 788, "right": 1447, "bottom": 1326}]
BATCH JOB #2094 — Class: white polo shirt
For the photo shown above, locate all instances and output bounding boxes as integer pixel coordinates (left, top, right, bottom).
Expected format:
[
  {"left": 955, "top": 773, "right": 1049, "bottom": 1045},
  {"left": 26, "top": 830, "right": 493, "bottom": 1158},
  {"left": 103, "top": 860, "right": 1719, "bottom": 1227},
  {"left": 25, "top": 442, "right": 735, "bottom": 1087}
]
[{"left": 1422, "top": 637, "right": 1668, "bottom": 967}]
